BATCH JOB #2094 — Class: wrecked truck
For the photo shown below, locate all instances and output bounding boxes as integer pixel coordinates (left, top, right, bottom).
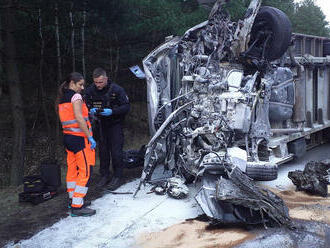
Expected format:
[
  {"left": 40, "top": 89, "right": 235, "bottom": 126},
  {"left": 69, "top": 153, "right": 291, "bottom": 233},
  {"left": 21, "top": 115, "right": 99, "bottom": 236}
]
[{"left": 134, "top": 0, "right": 330, "bottom": 227}]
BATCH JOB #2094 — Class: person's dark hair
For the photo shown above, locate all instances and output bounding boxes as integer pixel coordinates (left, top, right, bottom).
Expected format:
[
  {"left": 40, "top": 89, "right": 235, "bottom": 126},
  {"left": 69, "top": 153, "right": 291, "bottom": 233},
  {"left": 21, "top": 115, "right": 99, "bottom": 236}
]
[
  {"left": 93, "top": 67, "right": 107, "bottom": 79},
  {"left": 55, "top": 72, "right": 84, "bottom": 114}
]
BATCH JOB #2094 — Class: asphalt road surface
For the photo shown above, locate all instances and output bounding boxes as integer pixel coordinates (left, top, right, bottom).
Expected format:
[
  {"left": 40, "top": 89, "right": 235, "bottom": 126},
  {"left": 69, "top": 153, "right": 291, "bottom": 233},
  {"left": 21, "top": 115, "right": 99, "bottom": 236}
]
[{"left": 6, "top": 144, "right": 330, "bottom": 248}]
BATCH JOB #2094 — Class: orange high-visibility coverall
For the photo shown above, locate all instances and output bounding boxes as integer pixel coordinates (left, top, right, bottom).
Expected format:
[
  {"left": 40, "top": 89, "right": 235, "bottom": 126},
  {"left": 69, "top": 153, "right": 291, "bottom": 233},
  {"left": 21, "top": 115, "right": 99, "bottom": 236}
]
[{"left": 58, "top": 89, "right": 95, "bottom": 208}]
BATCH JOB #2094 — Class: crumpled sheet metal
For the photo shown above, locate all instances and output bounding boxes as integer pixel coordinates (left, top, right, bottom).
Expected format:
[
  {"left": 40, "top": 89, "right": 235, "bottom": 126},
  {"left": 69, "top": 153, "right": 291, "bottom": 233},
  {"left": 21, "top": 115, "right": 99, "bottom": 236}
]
[
  {"left": 288, "top": 160, "right": 330, "bottom": 197},
  {"left": 143, "top": 36, "right": 182, "bottom": 135},
  {"left": 196, "top": 172, "right": 243, "bottom": 223},
  {"left": 196, "top": 167, "right": 293, "bottom": 227}
]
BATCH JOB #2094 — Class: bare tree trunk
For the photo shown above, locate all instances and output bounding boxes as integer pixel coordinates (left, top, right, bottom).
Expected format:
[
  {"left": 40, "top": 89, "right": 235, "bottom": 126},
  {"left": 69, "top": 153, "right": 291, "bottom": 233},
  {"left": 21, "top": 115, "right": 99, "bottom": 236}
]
[
  {"left": 55, "top": 2, "right": 62, "bottom": 82},
  {"left": 3, "top": 0, "right": 26, "bottom": 186},
  {"left": 38, "top": 8, "right": 51, "bottom": 137},
  {"left": 81, "top": 0, "right": 87, "bottom": 78},
  {"left": 69, "top": 2, "right": 75, "bottom": 71},
  {"left": 109, "top": 43, "right": 113, "bottom": 76},
  {"left": 114, "top": 46, "right": 120, "bottom": 81},
  {"left": 151, "top": 30, "right": 156, "bottom": 49},
  {"left": 54, "top": 1, "right": 62, "bottom": 153},
  {"left": 0, "top": 17, "right": 3, "bottom": 99},
  {"left": 114, "top": 33, "right": 120, "bottom": 81},
  {"left": 55, "top": 1, "right": 62, "bottom": 81}
]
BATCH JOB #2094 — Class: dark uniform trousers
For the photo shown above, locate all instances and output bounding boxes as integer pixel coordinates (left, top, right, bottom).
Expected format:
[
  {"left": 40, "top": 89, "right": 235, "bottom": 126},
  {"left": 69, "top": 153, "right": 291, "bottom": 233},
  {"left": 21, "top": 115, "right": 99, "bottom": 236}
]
[{"left": 99, "top": 122, "right": 124, "bottom": 178}]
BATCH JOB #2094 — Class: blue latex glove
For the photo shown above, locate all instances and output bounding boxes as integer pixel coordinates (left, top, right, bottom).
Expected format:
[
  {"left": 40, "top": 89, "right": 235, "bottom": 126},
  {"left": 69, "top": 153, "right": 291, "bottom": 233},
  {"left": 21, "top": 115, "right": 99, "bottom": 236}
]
[
  {"left": 90, "top": 108, "right": 97, "bottom": 115},
  {"left": 100, "top": 108, "right": 112, "bottom": 116},
  {"left": 88, "top": 136, "right": 96, "bottom": 149}
]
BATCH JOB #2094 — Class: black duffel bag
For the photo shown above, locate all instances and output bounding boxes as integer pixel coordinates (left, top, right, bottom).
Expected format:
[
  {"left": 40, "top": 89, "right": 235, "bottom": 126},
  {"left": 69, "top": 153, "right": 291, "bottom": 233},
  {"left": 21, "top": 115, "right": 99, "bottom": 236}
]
[
  {"left": 40, "top": 160, "right": 61, "bottom": 187},
  {"left": 23, "top": 175, "right": 45, "bottom": 193},
  {"left": 123, "top": 145, "right": 146, "bottom": 169},
  {"left": 20, "top": 175, "right": 58, "bottom": 205}
]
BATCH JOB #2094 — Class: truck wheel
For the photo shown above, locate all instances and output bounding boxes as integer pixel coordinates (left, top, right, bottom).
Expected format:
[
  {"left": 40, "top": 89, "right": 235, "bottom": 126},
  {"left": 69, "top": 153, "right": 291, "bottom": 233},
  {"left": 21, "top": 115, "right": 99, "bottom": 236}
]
[
  {"left": 249, "top": 6, "right": 292, "bottom": 61},
  {"left": 246, "top": 162, "right": 278, "bottom": 181}
]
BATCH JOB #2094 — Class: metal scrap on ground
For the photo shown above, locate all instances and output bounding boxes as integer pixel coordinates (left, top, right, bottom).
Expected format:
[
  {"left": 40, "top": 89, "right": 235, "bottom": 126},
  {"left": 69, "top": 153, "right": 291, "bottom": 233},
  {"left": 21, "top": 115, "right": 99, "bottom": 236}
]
[{"left": 288, "top": 159, "right": 330, "bottom": 197}]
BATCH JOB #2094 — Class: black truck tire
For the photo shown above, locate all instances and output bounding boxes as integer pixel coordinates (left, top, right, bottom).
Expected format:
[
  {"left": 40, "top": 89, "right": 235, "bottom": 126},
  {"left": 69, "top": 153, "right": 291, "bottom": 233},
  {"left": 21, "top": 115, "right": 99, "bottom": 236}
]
[
  {"left": 249, "top": 6, "right": 292, "bottom": 61},
  {"left": 246, "top": 162, "right": 278, "bottom": 181}
]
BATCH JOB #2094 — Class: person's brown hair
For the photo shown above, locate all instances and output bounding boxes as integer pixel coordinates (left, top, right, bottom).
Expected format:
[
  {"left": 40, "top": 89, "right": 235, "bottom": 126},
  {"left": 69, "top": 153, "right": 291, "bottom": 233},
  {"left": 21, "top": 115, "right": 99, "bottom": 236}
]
[{"left": 55, "top": 72, "right": 84, "bottom": 114}]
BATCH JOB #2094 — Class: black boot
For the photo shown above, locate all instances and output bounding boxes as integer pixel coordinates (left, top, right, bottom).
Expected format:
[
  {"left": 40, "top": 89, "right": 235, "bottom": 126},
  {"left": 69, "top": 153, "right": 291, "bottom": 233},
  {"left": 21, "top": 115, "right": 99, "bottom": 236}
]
[
  {"left": 97, "top": 176, "right": 110, "bottom": 187},
  {"left": 71, "top": 207, "right": 96, "bottom": 217},
  {"left": 106, "top": 177, "right": 122, "bottom": 191}
]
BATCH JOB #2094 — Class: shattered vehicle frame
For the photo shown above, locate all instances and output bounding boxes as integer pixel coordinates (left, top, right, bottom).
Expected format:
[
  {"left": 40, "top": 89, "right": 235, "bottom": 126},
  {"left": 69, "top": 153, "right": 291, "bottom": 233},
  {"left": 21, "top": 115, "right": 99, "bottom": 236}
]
[{"left": 134, "top": 0, "right": 314, "bottom": 227}]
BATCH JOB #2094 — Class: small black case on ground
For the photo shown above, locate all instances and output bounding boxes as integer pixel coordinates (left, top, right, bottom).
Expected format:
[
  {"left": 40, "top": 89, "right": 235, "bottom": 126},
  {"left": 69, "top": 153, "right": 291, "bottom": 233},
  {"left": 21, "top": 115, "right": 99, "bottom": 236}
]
[
  {"left": 19, "top": 191, "right": 57, "bottom": 205},
  {"left": 20, "top": 174, "right": 58, "bottom": 205}
]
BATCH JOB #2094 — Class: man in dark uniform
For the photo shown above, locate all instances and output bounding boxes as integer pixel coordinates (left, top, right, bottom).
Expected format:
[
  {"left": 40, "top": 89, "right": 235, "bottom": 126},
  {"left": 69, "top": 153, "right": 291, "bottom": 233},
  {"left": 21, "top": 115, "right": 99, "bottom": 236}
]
[{"left": 84, "top": 68, "right": 130, "bottom": 190}]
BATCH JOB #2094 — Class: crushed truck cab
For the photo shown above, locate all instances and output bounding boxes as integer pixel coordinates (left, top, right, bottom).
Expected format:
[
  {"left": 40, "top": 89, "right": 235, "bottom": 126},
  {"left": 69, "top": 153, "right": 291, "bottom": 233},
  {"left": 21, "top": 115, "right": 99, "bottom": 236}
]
[{"left": 135, "top": 0, "right": 330, "bottom": 226}]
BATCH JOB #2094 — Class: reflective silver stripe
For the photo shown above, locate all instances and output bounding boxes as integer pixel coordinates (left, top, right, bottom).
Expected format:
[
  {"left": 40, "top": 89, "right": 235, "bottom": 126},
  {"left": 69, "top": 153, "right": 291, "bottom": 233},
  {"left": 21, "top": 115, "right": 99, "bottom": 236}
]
[
  {"left": 62, "top": 117, "right": 89, "bottom": 126},
  {"left": 63, "top": 127, "right": 92, "bottom": 133},
  {"left": 68, "top": 191, "right": 73, "bottom": 198},
  {"left": 62, "top": 119, "right": 77, "bottom": 125},
  {"left": 72, "top": 197, "right": 83, "bottom": 206},
  {"left": 67, "top": 181, "right": 76, "bottom": 189},
  {"left": 63, "top": 127, "right": 83, "bottom": 133},
  {"left": 75, "top": 185, "right": 88, "bottom": 195}
]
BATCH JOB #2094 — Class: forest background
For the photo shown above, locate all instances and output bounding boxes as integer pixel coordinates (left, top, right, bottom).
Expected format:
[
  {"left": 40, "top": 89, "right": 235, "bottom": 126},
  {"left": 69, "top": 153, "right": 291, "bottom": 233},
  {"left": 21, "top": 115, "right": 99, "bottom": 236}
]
[{"left": 0, "top": 0, "right": 329, "bottom": 187}]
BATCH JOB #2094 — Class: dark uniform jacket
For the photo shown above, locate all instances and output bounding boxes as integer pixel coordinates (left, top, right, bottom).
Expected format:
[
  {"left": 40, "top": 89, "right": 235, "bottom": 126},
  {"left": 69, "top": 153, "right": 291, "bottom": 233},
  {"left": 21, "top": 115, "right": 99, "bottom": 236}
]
[{"left": 84, "top": 81, "right": 130, "bottom": 126}]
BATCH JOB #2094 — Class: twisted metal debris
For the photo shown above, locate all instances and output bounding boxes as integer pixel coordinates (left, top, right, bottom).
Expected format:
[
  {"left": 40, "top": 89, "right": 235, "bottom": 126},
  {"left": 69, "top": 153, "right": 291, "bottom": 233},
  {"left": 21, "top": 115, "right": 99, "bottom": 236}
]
[{"left": 136, "top": 0, "right": 293, "bottom": 228}]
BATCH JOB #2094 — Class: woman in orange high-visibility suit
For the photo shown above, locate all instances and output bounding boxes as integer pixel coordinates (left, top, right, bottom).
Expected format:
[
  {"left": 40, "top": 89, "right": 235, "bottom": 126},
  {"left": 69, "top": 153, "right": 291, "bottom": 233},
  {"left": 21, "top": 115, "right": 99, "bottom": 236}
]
[{"left": 56, "top": 72, "right": 96, "bottom": 217}]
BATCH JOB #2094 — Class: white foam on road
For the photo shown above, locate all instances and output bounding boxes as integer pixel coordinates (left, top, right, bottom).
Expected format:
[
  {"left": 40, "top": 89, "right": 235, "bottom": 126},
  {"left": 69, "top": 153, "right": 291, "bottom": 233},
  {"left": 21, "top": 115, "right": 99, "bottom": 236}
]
[
  {"left": 7, "top": 144, "right": 330, "bottom": 248},
  {"left": 6, "top": 170, "right": 202, "bottom": 248}
]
